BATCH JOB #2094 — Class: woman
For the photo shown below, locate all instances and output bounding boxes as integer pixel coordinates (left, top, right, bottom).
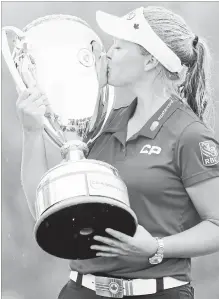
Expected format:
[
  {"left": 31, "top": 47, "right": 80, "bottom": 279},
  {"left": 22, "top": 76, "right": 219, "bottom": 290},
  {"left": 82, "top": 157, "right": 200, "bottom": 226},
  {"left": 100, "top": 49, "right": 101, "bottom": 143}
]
[{"left": 17, "top": 6, "right": 219, "bottom": 299}]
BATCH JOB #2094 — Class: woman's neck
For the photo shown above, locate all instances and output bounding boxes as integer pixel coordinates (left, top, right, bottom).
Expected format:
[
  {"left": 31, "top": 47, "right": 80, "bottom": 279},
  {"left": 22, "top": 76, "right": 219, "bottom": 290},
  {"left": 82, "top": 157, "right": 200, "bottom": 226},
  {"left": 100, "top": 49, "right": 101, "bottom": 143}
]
[{"left": 128, "top": 79, "right": 171, "bottom": 124}]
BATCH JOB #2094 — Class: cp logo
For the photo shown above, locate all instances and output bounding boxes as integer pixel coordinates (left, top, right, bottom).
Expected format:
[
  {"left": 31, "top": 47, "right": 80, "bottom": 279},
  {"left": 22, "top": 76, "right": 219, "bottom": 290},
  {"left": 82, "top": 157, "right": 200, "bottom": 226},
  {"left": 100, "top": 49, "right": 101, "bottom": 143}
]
[{"left": 140, "top": 145, "right": 162, "bottom": 155}]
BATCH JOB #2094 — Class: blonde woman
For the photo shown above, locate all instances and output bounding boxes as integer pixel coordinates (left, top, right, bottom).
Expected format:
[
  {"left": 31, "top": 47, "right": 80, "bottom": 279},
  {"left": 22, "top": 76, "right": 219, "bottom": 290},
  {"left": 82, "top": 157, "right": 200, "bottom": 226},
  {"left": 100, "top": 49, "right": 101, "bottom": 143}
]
[{"left": 17, "top": 6, "right": 219, "bottom": 299}]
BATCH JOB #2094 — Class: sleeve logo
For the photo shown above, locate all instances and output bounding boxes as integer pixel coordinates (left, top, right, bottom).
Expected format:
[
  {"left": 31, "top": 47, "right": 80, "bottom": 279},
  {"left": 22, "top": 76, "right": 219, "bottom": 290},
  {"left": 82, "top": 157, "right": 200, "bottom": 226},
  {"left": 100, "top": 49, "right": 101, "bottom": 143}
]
[{"left": 199, "top": 140, "right": 219, "bottom": 166}]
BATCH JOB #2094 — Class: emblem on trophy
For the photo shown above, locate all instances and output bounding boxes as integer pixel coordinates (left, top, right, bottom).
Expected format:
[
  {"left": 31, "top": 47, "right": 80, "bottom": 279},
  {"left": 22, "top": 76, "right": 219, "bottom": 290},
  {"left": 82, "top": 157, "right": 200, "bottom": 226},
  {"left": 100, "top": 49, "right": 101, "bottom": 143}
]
[{"left": 2, "top": 14, "right": 138, "bottom": 259}]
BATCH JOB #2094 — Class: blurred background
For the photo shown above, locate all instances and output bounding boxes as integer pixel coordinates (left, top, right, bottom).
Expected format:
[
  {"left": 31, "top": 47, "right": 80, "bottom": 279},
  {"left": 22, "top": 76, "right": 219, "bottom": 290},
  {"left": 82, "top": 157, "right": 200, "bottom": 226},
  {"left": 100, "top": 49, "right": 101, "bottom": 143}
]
[{"left": 1, "top": 1, "right": 219, "bottom": 299}]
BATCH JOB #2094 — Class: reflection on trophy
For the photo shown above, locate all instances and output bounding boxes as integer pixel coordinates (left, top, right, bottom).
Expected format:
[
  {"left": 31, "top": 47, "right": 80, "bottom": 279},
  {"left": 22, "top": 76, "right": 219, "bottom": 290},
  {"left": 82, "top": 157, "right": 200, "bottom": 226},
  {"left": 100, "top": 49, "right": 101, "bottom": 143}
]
[{"left": 2, "top": 15, "right": 138, "bottom": 259}]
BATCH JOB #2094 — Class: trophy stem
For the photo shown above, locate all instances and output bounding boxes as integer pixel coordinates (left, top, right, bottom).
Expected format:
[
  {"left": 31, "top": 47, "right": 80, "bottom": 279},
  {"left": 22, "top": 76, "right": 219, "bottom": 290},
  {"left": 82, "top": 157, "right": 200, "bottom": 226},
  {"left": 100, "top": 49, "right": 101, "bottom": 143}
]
[
  {"left": 61, "top": 140, "right": 89, "bottom": 162},
  {"left": 66, "top": 148, "right": 84, "bottom": 161}
]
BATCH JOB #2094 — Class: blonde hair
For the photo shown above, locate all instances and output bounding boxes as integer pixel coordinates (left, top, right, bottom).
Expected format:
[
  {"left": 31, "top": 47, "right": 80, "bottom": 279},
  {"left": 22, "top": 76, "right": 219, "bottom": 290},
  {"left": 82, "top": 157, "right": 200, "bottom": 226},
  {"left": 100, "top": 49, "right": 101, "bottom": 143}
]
[{"left": 140, "top": 6, "right": 215, "bottom": 130}]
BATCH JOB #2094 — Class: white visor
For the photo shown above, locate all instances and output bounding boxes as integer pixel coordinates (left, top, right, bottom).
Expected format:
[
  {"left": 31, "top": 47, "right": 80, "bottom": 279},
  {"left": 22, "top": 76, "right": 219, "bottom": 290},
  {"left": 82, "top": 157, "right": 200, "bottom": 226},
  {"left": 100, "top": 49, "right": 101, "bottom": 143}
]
[{"left": 96, "top": 7, "right": 183, "bottom": 73}]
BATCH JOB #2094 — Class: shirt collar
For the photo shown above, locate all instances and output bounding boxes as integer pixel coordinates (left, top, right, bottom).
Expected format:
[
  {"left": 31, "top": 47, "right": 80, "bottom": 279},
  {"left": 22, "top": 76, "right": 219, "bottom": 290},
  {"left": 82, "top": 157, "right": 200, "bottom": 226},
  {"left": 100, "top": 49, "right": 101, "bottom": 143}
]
[
  {"left": 103, "top": 98, "right": 137, "bottom": 133},
  {"left": 103, "top": 95, "right": 182, "bottom": 139}
]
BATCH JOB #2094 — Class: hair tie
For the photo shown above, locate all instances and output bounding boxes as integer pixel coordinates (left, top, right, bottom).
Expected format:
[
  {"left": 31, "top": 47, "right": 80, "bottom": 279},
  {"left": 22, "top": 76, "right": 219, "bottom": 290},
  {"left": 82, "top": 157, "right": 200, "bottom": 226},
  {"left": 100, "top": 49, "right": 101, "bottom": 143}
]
[{"left": 193, "top": 35, "right": 199, "bottom": 48}]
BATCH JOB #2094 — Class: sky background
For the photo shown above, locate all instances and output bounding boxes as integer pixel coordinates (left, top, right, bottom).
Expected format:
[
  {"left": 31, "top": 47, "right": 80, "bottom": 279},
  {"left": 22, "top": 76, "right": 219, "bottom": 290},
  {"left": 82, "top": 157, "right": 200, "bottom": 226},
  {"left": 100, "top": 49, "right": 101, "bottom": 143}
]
[{"left": 2, "top": 1, "right": 219, "bottom": 299}]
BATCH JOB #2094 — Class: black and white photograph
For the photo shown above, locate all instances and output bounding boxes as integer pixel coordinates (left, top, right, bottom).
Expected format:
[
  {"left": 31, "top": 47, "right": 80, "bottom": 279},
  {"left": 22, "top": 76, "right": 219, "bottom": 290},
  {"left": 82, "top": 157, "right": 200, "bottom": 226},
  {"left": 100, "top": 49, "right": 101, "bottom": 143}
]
[{"left": 1, "top": 1, "right": 219, "bottom": 299}]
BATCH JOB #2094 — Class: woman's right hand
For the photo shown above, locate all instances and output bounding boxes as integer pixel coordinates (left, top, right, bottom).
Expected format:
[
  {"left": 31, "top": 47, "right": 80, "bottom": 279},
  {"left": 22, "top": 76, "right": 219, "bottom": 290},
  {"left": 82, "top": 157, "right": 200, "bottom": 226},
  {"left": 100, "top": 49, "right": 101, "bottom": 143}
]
[{"left": 16, "top": 87, "right": 49, "bottom": 132}]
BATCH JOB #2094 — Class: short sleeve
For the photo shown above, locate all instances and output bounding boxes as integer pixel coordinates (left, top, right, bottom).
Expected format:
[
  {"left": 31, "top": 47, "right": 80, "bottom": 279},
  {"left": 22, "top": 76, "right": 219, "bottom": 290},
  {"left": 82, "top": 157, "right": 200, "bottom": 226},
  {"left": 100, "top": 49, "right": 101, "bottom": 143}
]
[{"left": 175, "top": 121, "right": 219, "bottom": 187}]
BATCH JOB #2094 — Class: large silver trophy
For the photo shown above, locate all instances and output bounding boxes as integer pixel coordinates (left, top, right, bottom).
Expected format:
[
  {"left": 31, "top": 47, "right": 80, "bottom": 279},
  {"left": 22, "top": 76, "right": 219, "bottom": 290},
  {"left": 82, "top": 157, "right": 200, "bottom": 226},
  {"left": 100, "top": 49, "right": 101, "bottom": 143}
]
[{"left": 2, "top": 15, "right": 137, "bottom": 259}]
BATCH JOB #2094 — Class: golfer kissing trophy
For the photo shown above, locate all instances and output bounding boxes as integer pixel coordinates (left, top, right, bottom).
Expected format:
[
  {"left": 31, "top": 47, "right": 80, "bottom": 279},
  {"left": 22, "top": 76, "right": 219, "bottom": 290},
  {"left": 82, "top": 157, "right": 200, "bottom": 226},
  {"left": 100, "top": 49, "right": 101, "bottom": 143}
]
[{"left": 2, "top": 15, "right": 137, "bottom": 259}]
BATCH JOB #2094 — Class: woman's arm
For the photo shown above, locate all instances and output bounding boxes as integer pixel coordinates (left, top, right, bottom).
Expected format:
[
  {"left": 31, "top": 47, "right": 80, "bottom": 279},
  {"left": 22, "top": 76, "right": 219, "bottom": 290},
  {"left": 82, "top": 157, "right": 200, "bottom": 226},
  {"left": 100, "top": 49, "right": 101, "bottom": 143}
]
[
  {"left": 91, "top": 176, "right": 219, "bottom": 259},
  {"left": 163, "top": 176, "right": 219, "bottom": 258},
  {"left": 16, "top": 87, "right": 50, "bottom": 219},
  {"left": 21, "top": 129, "right": 48, "bottom": 219}
]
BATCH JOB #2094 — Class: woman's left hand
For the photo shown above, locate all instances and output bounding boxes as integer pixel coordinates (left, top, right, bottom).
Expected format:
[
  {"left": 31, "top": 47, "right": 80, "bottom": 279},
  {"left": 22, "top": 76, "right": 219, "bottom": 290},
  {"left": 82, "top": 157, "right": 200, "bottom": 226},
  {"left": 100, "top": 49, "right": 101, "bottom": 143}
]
[{"left": 91, "top": 225, "right": 158, "bottom": 258}]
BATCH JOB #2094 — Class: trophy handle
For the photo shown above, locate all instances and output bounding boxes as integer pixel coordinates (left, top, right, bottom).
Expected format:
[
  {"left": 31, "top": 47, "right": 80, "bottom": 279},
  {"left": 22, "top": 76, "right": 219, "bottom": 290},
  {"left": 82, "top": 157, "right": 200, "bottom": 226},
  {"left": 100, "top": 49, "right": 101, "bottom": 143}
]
[
  {"left": 2, "top": 26, "right": 67, "bottom": 149},
  {"left": 2, "top": 26, "right": 27, "bottom": 93}
]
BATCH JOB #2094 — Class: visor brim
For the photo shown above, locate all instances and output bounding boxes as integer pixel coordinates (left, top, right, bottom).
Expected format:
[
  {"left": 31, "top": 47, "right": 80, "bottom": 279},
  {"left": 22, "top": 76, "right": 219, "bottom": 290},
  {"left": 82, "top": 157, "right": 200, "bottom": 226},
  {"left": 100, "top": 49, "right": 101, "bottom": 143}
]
[{"left": 96, "top": 11, "right": 134, "bottom": 42}]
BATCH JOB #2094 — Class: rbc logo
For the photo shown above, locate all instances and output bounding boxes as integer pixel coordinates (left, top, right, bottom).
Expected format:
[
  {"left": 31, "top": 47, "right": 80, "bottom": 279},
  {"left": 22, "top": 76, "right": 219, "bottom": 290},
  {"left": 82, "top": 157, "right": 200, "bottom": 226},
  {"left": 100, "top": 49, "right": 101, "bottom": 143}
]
[
  {"left": 140, "top": 144, "right": 162, "bottom": 155},
  {"left": 199, "top": 141, "right": 219, "bottom": 166}
]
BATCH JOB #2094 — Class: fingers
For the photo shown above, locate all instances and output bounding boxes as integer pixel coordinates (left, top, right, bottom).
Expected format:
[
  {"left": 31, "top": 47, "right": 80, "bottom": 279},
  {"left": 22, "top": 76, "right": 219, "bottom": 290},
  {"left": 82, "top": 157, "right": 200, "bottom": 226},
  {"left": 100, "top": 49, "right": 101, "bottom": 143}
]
[
  {"left": 91, "top": 244, "right": 125, "bottom": 256},
  {"left": 26, "top": 91, "right": 43, "bottom": 105},
  {"left": 16, "top": 86, "right": 46, "bottom": 106},
  {"left": 34, "top": 95, "right": 49, "bottom": 108},
  {"left": 96, "top": 253, "right": 118, "bottom": 257},
  {"left": 105, "top": 228, "right": 131, "bottom": 243},
  {"left": 16, "top": 87, "right": 36, "bottom": 105},
  {"left": 93, "top": 235, "right": 122, "bottom": 248},
  {"left": 37, "top": 105, "right": 47, "bottom": 116},
  {"left": 15, "top": 86, "right": 51, "bottom": 130},
  {"left": 17, "top": 94, "right": 47, "bottom": 112},
  {"left": 91, "top": 245, "right": 118, "bottom": 253},
  {"left": 17, "top": 87, "right": 50, "bottom": 112}
]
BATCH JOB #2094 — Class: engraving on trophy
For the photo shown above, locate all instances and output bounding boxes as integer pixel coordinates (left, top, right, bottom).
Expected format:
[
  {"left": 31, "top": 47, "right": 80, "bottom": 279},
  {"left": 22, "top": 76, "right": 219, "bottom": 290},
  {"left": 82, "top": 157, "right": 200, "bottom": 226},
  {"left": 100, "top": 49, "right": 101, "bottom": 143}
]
[
  {"left": 78, "top": 48, "right": 95, "bottom": 67},
  {"left": 89, "top": 180, "right": 125, "bottom": 193}
]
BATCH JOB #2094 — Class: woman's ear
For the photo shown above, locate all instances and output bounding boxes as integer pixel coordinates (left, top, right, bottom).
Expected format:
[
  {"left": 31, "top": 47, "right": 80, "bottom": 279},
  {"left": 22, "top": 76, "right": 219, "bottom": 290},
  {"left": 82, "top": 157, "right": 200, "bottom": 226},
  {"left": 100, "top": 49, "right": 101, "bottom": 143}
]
[{"left": 144, "top": 55, "right": 159, "bottom": 71}]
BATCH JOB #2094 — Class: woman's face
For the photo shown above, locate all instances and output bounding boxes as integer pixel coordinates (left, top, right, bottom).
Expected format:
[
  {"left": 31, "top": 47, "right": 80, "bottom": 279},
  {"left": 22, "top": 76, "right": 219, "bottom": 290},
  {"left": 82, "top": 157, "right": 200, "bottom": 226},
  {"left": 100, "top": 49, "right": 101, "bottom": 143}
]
[{"left": 107, "top": 39, "right": 146, "bottom": 87}]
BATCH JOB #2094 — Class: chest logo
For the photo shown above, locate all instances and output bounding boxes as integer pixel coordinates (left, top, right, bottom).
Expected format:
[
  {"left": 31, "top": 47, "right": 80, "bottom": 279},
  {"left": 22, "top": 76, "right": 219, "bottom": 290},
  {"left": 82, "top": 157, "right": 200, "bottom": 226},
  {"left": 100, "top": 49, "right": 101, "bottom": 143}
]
[
  {"left": 140, "top": 144, "right": 162, "bottom": 155},
  {"left": 199, "top": 140, "right": 219, "bottom": 166}
]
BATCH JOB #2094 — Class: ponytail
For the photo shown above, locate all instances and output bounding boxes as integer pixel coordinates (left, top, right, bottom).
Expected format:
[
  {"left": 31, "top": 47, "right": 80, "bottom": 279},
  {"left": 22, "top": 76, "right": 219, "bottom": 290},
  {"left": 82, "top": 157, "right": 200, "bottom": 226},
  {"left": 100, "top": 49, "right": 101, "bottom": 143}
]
[
  {"left": 180, "top": 38, "right": 214, "bottom": 130},
  {"left": 142, "top": 6, "right": 215, "bottom": 130}
]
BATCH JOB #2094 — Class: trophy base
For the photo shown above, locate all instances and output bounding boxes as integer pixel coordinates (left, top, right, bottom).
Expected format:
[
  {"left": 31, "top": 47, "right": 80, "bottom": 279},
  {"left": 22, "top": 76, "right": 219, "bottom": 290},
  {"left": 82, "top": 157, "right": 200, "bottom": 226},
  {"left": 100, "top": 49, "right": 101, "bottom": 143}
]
[{"left": 34, "top": 196, "right": 137, "bottom": 259}]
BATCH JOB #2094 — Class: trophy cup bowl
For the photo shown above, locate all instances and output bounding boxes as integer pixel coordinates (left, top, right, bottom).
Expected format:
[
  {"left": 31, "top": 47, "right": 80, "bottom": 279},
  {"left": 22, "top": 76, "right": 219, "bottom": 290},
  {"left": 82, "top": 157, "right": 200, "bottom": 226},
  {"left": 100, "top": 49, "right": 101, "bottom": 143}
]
[{"left": 2, "top": 15, "right": 138, "bottom": 259}]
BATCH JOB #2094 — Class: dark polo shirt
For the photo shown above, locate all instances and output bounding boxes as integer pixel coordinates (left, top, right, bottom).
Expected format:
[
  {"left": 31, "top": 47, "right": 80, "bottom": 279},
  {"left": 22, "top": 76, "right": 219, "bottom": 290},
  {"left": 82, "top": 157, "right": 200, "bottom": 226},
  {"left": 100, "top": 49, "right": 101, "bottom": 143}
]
[{"left": 70, "top": 96, "right": 219, "bottom": 282}]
